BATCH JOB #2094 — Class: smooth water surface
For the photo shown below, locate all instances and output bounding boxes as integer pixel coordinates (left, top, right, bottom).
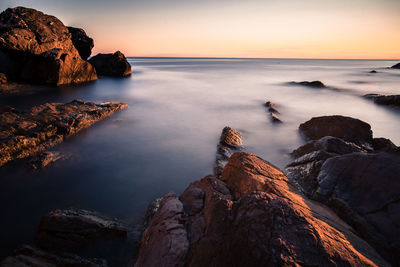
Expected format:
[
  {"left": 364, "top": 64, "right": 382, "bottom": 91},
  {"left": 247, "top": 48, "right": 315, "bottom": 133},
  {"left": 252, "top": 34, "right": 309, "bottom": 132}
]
[{"left": 1, "top": 58, "right": 399, "bottom": 258}]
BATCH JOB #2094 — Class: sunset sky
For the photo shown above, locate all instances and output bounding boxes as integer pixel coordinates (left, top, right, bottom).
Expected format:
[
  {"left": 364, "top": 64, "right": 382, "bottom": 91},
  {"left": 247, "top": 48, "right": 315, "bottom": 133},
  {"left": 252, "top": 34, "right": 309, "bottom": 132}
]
[{"left": 1, "top": 0, "right": 399, "bottom": 59}]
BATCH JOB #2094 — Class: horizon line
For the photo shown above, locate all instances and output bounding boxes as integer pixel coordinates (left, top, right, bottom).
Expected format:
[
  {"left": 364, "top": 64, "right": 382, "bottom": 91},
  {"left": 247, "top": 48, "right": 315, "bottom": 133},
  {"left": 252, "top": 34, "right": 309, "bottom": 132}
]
[{"left": 126, "top": 56, "right": 400, "bottom": 61}]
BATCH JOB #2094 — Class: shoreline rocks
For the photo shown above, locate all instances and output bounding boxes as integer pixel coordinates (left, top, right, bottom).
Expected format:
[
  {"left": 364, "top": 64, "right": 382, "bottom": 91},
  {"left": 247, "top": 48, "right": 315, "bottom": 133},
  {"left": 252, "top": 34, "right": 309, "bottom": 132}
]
[
  {"left": 89, "top": 51, "right": 132, "bottom": 77},
  {"left": 67, "top": 27, "right": 94, "bottom": 60},
  {"left": 265, "top": 101, "right": 282, "bottom": 123},
  {"left": 289, "top": 80, "right": 326, "bottom": 88},
  {"left": 0, "top": 100, "right": 128, "bottom": 167},
  {"left": 364, "top": 94, "right": 400, "bottom": 107},
  {"left": 390, "top": 62, "right": 400, "bottom": 69}
]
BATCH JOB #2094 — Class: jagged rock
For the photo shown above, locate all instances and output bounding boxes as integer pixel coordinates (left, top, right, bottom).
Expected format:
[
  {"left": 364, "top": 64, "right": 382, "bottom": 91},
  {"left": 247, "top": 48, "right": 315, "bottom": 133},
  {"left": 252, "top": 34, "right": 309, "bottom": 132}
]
[
  {"left": 67, "top": 27, "right": 94, "bottom": 60},
  {"left": 0, "top": 245, "right": 107, "bottom": 267},
  {"left": 0, "top": 100, "right": 127, "bottom": 167},
  {"left": 289, "top": 80, "right": 326, "bottom": 88},
  {"left": 29, "top": 151, "right": 64, "bottom": 169},
  {"left": 364, "top": 94, "right": 400, "bottom": 107},
  {"left": 391, "top": 63, "right": 400, "bottom": 69},
  {"left": 265, "top": 101, "right": 282, "bottom": 123},
  {"left": 372, "top": 137, "right": 398, "bottom": 152},
  {"left": 89, "top": 51, "right": 131, "bottom": 77},
  {"left": 299, "top": 115, "right": 373, "bottom": 146},
  {"left": 35, "top": 209, "right": 128, "bottom": 252},
  {"left": 0, "top": 7, "right": 97, "bottom": 85},
  {"left": 0, "top": 73, "right": 7, "bottom": 84},
  {"left": 136, "top": 152, "right": 389, "bottom": 267},
  {"left": 214, "top": 127, "right": 243, "bottom": 177}
]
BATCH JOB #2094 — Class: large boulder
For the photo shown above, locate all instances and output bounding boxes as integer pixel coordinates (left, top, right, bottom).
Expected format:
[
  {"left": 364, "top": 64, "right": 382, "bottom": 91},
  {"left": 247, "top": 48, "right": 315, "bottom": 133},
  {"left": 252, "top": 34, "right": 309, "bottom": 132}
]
[
  {"left": 135, "top": 152, "right": 388, "bottom": 267},
  {"left": 364, "top": 94, "right": 400, "bottom": 107},
  {"left": 89, "top": 51, "right": 131, "bottom": 77},
  {"left": 0, "top": 7, "right": 97, "bottom": 85},
  {"left": 67, "top": 26, "right": 94, "bottom": 60},
  {"left": 299, "top": 115, "right": 373, "bottom": 146}
]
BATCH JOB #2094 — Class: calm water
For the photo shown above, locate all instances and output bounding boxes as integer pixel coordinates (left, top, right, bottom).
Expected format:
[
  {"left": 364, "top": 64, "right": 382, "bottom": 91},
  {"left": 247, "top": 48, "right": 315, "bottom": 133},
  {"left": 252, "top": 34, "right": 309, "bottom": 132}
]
[{"left": 1, "top": 58, "right": 400, "bottom": 259}]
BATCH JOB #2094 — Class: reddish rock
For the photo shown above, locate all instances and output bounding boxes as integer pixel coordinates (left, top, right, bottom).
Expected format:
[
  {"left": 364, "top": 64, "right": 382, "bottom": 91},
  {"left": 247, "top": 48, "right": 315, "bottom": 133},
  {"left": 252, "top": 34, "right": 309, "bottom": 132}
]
[
  {"left": 0, "top": 7, "right": 97, "bottom": 85},
  {"left": 299, "top": 115, "right": 373, "bottom": 146},
  {"left": 89, "top": 51, "right": 131, "bottom": 77},
  {"left": 67, "top": 26, "right": 94, "bottom": 60}
]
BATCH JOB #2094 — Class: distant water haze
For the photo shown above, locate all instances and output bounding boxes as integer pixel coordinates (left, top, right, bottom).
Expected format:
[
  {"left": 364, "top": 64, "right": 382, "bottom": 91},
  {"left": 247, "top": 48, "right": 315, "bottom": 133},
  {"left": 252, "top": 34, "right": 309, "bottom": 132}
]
[{"left": 0, "top": 58, "right": 400, "bottom": 259}]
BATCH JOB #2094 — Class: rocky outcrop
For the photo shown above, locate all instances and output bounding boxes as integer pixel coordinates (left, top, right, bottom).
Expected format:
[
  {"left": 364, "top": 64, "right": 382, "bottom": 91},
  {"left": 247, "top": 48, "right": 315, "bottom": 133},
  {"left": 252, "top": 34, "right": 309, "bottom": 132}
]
[
  {"left": 0, "top": 7, "right": 97, "bottom": 85},
  {"left": 364, "top": 94, "right": 400, "bottom": 107},
  {"left": 265, "top": 101, "right": 282, "bottom": 123},
  {"left": 299, "top": 115, "right": 373, "bottom": 146},
  {"left": 214, "top": 126, "right": 243, "bottom": 177},
  {"left": 289, "top": 80, "right": 326, "bottom": 88},
  {"left": 67, "top": 27, "right": 94, "bottom": 60},
  {"left": 29, "top": 151, "right": 64, "bottom": 169},
  {"left": 0, "top": 73, "right": 7, "bottom": 84},
  {"left": 0, "top": 100, "right": 127, "bottom": 167},
  {"left": 89, "top": 51, "right": 132, "bottom": 77},
  {"left": 391, "top": 63, "right": 400, "bottom": 69},
  {"left": 135, "top": 152, "right": 389, "bottom": 267}
]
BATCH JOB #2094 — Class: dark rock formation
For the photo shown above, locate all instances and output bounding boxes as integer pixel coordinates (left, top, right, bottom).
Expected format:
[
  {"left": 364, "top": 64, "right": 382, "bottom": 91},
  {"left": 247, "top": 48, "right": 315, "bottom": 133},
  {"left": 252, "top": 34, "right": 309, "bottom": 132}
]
[
  {"left": 35, "top": 209, "right": 128, "bottom": 252},
  {"left": 299, "top": 115, "right": 373, "bottom": 146},
  {"left": 0, "top": 73, "right": 7, "bottom": 84},
  {"left": 265, "top": 101, "right": 282, "bottom": 123},
  {"left": 67, "top": 27, "right": 94, "bottom": 60},
  {"left": 214, "top": 126, "right": 243, "bottom": 177},
  {"left": 391, "top": 62, "right": 400, "bottom": 69},
  {"left": 364, "top": 94, "right": 400, "bottom": 107},
  {"left": 369, "top": 70, "right": 377, "bottom": 73},
  {"left": 29, "top": 151, "right": 64, "bottom": 169},
  {"left": 135, "top": 152, "right": 389, "bottom": 267},
  {"left": 89, "top": 51, "right": 132, "bottom": 77},
  {"left": 0, "top": 7, "right": 97, "bottom": 85},
  {"left": 289, "top": 80, "right": 326, "bottom": 88},
  {"left": 0, "top": 100, "right": 128, "bottom": 167}
]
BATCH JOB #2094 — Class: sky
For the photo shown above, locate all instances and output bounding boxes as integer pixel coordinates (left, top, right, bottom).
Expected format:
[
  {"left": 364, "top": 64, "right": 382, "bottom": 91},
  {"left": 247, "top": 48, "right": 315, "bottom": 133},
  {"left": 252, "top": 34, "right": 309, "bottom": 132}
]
[{"left": 1, "top": 0, "right": 399, "bottom": 59}]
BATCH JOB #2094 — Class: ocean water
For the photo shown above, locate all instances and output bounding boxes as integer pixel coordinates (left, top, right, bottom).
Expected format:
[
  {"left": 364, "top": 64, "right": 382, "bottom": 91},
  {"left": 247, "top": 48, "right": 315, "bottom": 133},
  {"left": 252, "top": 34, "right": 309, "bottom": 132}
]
[{"left": 1, "top": 58, "right": 400, "bottom": 259}]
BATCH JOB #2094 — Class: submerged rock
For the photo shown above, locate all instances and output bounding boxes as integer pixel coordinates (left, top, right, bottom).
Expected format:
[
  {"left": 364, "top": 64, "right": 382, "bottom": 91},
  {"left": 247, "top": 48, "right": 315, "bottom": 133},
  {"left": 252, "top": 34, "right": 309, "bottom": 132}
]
[
  {"left": 364, "top": 94, "right": 400, "bottom": 107},
  {"left": 135, "top": 152, "right": 388, "bottom": 267},
  {"left": 0, "top": 100, "right": 128, "bottom": 167},
  {"left": 265, "top": 100, "right": 282, "bottom": 123},
  {"left": 369, "top": 70, "right": 377, "bottom": 73},
  {"left": 29, "top": 151, "right": 64, "bottom": 169},
  {"left": 390, "top": 62, "right": 400, "bottom": 69},
  {"left": 67, "top": 26, "right": 94, "bottom": 60},
  {"left": 0, "top": 7, "right": 97, "bottom": 85},
  {"left": 299, "top": 115, "right": 373, "bottom": 146},
  {"left": 289, "top": 80, "right": 326, "bottom": 88},
  {"left": 89, "top": 51, "right": 132, "bottom": 77}
]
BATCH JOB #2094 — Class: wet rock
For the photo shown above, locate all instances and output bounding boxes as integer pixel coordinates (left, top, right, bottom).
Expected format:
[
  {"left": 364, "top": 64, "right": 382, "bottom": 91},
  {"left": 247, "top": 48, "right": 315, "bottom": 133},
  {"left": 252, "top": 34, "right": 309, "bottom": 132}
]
[
  {"left": 265, "top": 101, "right": 282, "bottom": 123},
  {"left": 364, "top": 94, "right": 400, "bottom": 107},
  {"left": 214, "top": 126, "right": 243, "bottom": 177},
  {"left": 390, "top": 62, "right": 400, "bottom": 69},
  {"left": 67, "top": 27, "right": 94, "bottom": 60},
  {"left": 0, "top": 100, "right": 128, "bottom": 167},
  {"left": 290, "top": 80, "right": 326, "bottom": 88},
  {"left": 35, "top": 208, "right": 128, "bottom": 252},
  {"left": 369, "top": 70, "right": 377, "bottom": 73},
  {"left": 29, "top": 151, "right": 64, "bottom": 169},
  {"left": 299, "top": 115, "right": 373, "bottom": 146},
  {"left": 89, "top": 51, "right": 131, "bottom": 77},
  {"left": 0, "top": 7, "right": 97, "bottom": 85},
  {"left": 0, "top": 73, "right": 7, "bottom": 84},
  {"left": 0, "top": 245, "right": 107, "bottom": 267},
  {"left": 372, "top": 137, "right": 398, "bottom": 152},
  {"left": 136, "top": 152, "right": 389, "bottom": 267}
]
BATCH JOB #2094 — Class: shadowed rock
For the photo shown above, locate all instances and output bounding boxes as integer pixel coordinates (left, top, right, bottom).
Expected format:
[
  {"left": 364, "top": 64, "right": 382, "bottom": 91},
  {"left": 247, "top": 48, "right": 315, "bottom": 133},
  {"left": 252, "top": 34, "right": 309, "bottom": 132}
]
[
  {"left": 135, "top": 152, "right": 389, "bottom": 267},
  {"left": 67, "top": 26, "right": 94, "bottom": 60},
  {"left": 289, "top": 80, "right": 326, "bottom": 88},
  {"left": 390, "top": 62, "right": 400, "bottom": 69},
  {"left": 0, "top": 7, "right": 97, "bottom": 85},
  {"left": 265, "top": 101, "right": 282, "bottom": 123},
  {"left": 369, "top": 70, "right": 377, "bottom": 73},
  {"left": 299, "top": 115, "right": 373, "bottom": 146},
  {"left": 89, "top": 51, "right": 132, "bottom": 77},
  {"left": 364, "top": 94, "right": 400, "bottom": 107},
  {"left": 29, "top": 151, "right": 64, "bottom": 169},
  {"left": 0, "top": 100, "right": 128, "bottom": 167}
]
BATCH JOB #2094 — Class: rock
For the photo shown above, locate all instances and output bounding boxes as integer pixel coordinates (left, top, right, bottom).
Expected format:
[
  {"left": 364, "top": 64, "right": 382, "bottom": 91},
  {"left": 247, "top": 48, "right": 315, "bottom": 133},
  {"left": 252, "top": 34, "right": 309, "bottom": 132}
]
[
  {"left": 134, "top": 193, "right": 189, "bottom": 267},
  {"left": 29, "top": 151, "right": 64, "bottom": 169},
  {"left": 372, "top": 137, "right": 398, "bottom": 152},
  {"left": 0, "top": 245, "right": 107, "bottom": 267},
  {"left": 369, "top": 70, "right": 377, "bottom": 73},
  {"left": 0, "top": 7, "right": 97, "bottom": 85},
  {"left": 67, "top": 27, "right": 94, "bottom": 60},
  {"left": 270, "top": 112, "right": 282, "bottom": 123},
  {"left": 265, "top": 101, "right": 282, "bottom": 123},
  {"left": 136, "top": 152, "right": 389, "bottom": 266},
  {"left": 299, "top": 115, "right": 373, "bottom": 146},
  {"left": 290, "top": 80, "right": 326, "bottom": 88},
  {"left": 214, "top": 127, "right": 243, "bottom": 177},
  {"left": 0, "top": 100, "right": 128, "bottom": 167},
  {"left": 0, "top": 73, "right": 7, "bottom": 84},
  {"left": 390, "top": 62, "right": 400, "bottom": 69},
  {"left": 35, "top": 208, "right": 128, "bottom": 252},
  {"left": 314, "top": 152, "right": 400, "bottom": 265},
  {"left": 364, "top": 94, "right": 400, "bottom": 107},
  {"left": 89, "top": 51, "right": 131, "bottom": 77}
]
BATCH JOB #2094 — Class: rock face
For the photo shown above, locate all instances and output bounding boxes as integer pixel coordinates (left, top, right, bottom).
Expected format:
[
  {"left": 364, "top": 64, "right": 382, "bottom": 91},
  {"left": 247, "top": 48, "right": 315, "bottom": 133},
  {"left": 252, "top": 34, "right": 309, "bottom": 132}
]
[
  {"left": 364, "top": 94, "right": 400, "bottom": 107},
  {"left": 29, "top": 151, "right": 64, "bottom": 169},
  {"left": 265, "top": 101, "right": 282, "bottom": 123},
  {"left": 0, "top": 7, "right": 97, "bottom": 85},
  {"left": 89, "top": 51, "right": 132, "bottom": 77},
  {"left": 135, "top": 152, "right": 388, "bottom": 267},
  {"left": 289, "top": 80, "right": 326, "bottom": 88},
  {"left": 0, "top": 100, "right": 127, "bottom": 167},
  {"left": 391, "top": 62, "right": 400, "bottom": 69},
  {"left": 214, "top": 126, "right": 243, "bottom": 177},
  {"left": 299, "top": 115, "right": 373, "bottom": 146},
  {"left": 67, "top": 27, "right": 94, "bottom": 60}
]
